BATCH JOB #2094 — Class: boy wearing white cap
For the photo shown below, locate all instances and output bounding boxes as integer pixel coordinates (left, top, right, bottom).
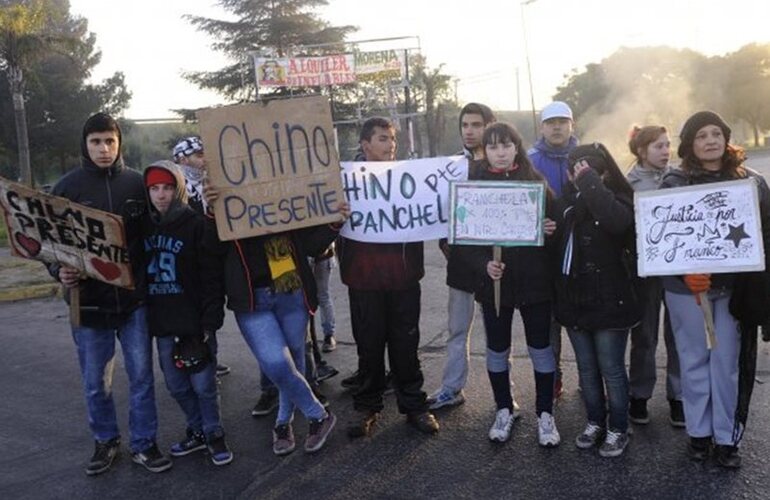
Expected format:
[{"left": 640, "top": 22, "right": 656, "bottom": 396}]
[{"left": 528, "top": 101, "right": 579, "bottom": 400}]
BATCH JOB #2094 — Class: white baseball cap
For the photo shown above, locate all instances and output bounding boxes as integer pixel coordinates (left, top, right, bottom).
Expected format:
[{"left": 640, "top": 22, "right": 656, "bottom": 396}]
[{"left": 540, "top": 101, "right": 573, "bottom": 123}]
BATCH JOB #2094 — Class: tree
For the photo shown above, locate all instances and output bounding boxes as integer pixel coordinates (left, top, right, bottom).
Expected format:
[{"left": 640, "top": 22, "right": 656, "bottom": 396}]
[
  {"left": 411, "top": 56, "right": 454, "bottom": 156},
  {"left": 0, "top": 0, "right": 49, "bottom": 185},
  {"left": 552, "top": 46, "right": 708, "bottom": 162},
  {"left": 718, "top": 44, "right": 770, "bottom": 146},
  {"left": 0, "top": 0, "right": 131, "bottom": 183},
  {"left": 185, "top": 0, "right": 357, "bottom": 101}
]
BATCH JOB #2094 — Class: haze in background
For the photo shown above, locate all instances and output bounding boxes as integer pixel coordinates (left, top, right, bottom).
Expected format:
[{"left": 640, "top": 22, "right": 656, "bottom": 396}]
[{"left": 69, "top": 0, "right": 770, "bottom": 119}]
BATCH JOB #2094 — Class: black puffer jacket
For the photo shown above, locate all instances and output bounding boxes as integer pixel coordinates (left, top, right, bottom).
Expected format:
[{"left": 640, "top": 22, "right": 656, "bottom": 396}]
[
  {"left": 459, "top": 167, "right": 555, "bottom": 307},
  {"left": 48, "top": 158, "right": 146, "bottom": 329},
  {"left": 554, "top": 170, "right": 641, "bottom": 330}
]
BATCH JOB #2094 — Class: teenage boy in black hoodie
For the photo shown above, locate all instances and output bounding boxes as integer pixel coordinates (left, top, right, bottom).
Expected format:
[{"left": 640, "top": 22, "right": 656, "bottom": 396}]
[
  {"left": 48, "top": 113, "right": 171, "bottom": 475},
  {"left": 140, "top": 160, "right": 232, "bottom": 466}
]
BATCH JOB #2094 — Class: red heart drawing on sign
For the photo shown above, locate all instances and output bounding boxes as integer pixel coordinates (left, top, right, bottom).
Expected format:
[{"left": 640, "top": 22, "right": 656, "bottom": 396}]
[
  {"left": 15, "top": 232, "right": 41, "bottom": 257},
  {"left": 90, "top": 257, "right": 122, "bottom": 282}
]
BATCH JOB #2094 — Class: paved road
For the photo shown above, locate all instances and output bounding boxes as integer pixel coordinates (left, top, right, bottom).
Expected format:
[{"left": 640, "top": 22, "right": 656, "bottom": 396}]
[{"left": 2, "top": 242, "right": 770, "bottom": 500}]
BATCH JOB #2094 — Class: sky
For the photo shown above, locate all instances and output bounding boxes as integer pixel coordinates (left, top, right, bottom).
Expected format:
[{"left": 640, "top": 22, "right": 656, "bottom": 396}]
[{"left": 68, "top": 0, "right": 770, "bottom": 120}]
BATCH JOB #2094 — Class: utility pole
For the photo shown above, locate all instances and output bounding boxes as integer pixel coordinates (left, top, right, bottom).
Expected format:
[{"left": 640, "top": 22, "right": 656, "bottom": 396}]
[{"left": 521, "top": 0, "right": 538, "bottom": 139}]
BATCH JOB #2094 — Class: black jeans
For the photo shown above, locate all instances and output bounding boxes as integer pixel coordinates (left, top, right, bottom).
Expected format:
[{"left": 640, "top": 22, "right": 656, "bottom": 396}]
[{"left": 348, "top": 285, "right": 427, "bottom": 414}]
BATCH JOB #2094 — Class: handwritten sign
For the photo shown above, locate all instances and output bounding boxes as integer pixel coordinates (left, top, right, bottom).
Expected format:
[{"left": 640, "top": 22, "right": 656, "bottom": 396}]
[
  {"left": 0, "top": 177, "right": 134, "bottom": 288},
  {"left": 448, "top": 181, "right": 546, "bottom": 246},
  {"left": 340, "top": 156, "right": 467, "bottom": 243},
  {"left": 198, "top": 96, "right": 345, "bottom": 241},
  {"left": 635, "top": 179, "right": 765, "bottom": 276}
]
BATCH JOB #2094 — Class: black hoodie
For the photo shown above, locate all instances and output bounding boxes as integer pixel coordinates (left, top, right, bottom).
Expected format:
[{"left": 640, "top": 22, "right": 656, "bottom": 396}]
[
  {"left": 138, "top": 161, "right": 225, "bottom": 337},
  {"left": 48, "top": 119, "right": 146, "bottom": 329}
]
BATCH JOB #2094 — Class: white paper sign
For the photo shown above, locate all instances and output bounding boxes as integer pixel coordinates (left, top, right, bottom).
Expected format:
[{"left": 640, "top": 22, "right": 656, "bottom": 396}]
[
  {"left": 635, "top": 179, "right": 765, "bottom": 276},
  {"left": 448, "top": 180, "right": 546, "bottom": 246},
  {"left": 340, "top": 156, "right": 467, "bottom": 243}
]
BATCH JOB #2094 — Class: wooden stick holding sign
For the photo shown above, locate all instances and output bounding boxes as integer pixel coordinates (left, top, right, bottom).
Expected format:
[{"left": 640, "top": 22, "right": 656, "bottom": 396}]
[
  {"left": 493, "top": 246, "right": 502, "bottom": 317},
  {"left": 70, "top": 286, "right": 81, "bottom": 327},
  {"left": 698, "top": 292, "right": 717, "bottom": 349}
]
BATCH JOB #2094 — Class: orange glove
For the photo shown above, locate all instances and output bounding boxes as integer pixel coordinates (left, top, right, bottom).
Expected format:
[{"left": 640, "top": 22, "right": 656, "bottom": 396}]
[{"left": 684, "top": 274, "right": 711, "bottom": 304}]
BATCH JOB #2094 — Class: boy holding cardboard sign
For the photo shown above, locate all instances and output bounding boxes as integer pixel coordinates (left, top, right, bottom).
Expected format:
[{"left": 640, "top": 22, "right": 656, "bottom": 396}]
[{"left": 48, "top": 113, "right": 170, "bottom": 475}]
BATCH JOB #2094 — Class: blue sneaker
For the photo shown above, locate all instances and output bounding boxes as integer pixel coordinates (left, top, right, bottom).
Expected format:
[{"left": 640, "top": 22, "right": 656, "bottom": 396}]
[
  {"left": 170, "top": 430, "right": 206, "bottom": 457},
  {"left": 207, "top": 435, "right": 233, "bottom": 466},
  {"left": 428, "top": 389, "right": 465, "bottom": 410}
]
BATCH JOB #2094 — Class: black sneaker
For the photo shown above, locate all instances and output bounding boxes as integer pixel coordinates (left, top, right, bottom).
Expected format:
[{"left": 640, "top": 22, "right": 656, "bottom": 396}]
[
  {"left": 169, "top": 429, "right": 206, "bottom": 457},
  {"left": 251, "top": 391, "right": 279, "bottom": 417},
  {"left": 714, "top": 444, "right": 741, "bottom": 468},
  {"left": 628, "top": 398, "right": 649, "bottom": 425},
  {"left": 131, "top": 443, "right": 172, "bottom": 473},
  {"left": 687, "top": 436, "right": 712, "bottom": 462},
  {"left": 669, "top": 399, "right": 686, "bottom": 428},
  {"left": 207, "top": 434, "right": 233, "bottom": 466},
  {"left": 341, "top": 370, "right": 363, "bottom": 389},
  {"left": 85, "top": 438, "right": 120, "bottom": 476},
  {"left": 216, "top": 364, "right": 231, "bottom": 377},
  {"left": 316, "top": 363, "right": 339, "bottom": 382}
]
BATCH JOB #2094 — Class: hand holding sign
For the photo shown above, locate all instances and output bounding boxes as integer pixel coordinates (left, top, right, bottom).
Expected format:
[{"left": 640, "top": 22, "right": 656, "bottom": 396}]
[
  {"left": 543, "top": 218, "right": 556, "bottom": 237},
  {"left": 58, "top": 265, "right": 81, "bottom": 288},
  {"left": 684, "top": 274, "right": 711, "bottom": 304}
]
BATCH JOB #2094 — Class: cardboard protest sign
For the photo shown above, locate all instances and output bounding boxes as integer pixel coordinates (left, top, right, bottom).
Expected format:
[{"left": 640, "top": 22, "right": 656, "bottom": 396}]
[
  {"left": 0, "top": 177, "right": 134, "bottom": 288},
  {"left": 198, "top": 96, "right": 345, "bottom": 241},
  {"left": 635, "top": 179, "right": 765, "bottom": 276},
  {"left": 339, "top": 156, "right": 467, "bottom": 243},
  {"left": 448, "top": 180, "right": 546, "bottom": 246}
]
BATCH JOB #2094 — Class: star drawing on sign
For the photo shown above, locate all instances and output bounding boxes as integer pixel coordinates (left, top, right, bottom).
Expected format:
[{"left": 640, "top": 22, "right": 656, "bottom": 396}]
[{"left": 724, "top": 223, "right": 750, "bottom": 248}]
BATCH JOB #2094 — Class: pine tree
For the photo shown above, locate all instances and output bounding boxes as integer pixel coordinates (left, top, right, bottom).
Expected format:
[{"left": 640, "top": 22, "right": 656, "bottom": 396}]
[{"left": 185, "top": 0, "right": 357, "bottom": 101}]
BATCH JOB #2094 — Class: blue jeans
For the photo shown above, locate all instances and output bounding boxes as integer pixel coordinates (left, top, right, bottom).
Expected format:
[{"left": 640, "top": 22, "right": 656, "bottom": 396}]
[
  {"left": 567, "top": 327, "right": 630, "bottom": 432},
  {"left": 157, "top": 336, "right": 223, "bottom": 439},
  {"left": 235, "top": 288, "right": 325, "bottom": 424},
  {"left": 72, "top": 306, "right": 157, "bottom": 452}
]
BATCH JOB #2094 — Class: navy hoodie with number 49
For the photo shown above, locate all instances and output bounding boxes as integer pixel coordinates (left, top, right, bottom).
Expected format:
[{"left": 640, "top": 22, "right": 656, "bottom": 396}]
[{"left": 139, "top": 160, "right": 224, "bottom": 338}]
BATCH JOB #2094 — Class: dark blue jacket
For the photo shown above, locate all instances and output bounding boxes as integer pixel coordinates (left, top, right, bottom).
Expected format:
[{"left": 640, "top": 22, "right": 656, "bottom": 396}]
[{"left": 528, "top": 136, "right": 578, "bottom": 198}]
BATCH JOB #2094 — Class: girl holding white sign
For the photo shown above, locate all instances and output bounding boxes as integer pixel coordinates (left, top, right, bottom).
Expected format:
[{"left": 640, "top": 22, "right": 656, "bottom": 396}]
[
  {"left": 555, "top": 143, "right": 640, "bottom": 458},
  {"left": 460, "top": 123, "right": 560, "bottom": 447},
  {"left": 660, "top": 111, "right": 770, "bottom": 468}
]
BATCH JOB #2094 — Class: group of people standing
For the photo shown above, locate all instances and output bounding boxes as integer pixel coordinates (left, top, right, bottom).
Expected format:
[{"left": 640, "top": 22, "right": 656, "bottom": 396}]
[
  {"left": 47, "top": 100, "right": 769, "bottom": 478},
  {"left": 426, "top": 102, "right": 769, "bottom": 466}
]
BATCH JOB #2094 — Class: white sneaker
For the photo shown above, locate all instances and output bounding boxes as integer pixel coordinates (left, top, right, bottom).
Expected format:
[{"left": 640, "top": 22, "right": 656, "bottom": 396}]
[
  {"left": 488, "top": 408, "right": 514, "bottom": 442},
  {"left": 537, "top": 412, "right": 561, "bottom": 447}
]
